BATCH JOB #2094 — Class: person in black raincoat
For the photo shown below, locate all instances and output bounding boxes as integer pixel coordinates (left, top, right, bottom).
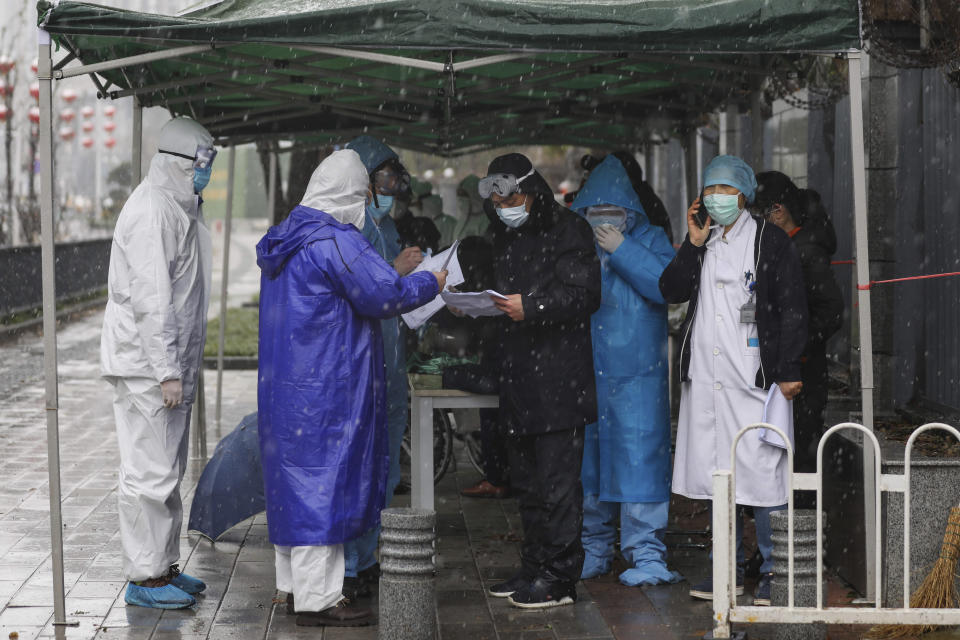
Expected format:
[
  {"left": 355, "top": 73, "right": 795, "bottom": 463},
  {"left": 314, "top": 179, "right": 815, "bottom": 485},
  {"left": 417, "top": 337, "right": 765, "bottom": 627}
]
[
  {"left": 466, "top": 153, "right": 601, "bottom": 609},
  {"left": 753, "top": 173, "right": 843, "bottom": 480}
]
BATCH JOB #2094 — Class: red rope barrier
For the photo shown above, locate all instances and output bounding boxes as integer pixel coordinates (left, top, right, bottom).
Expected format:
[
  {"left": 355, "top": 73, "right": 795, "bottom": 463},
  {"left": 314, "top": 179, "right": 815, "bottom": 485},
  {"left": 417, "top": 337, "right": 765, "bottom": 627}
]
[
  {"left": 831, "top": 259, "right": 854, "bottom": 265},
  {"left": 856, "top": 271, "right": 960, "bottom": 290}
]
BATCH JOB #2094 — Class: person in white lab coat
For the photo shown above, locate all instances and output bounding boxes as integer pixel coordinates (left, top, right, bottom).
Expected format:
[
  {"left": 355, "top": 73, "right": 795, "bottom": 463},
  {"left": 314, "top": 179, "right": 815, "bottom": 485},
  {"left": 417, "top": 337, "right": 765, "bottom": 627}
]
[
  {"left": 101, "top": 117, "right": 216, "bottom": 609},
  {"left": 658, "top": 155, "right": 807, "bottom": 607}
]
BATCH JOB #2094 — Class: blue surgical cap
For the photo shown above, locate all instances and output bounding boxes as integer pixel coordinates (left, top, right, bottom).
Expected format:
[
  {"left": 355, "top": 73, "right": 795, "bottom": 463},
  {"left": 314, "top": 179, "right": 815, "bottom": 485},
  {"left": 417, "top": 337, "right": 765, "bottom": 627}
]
[{"left": 703, "top": 155, "right": 758, "bottom": 204}]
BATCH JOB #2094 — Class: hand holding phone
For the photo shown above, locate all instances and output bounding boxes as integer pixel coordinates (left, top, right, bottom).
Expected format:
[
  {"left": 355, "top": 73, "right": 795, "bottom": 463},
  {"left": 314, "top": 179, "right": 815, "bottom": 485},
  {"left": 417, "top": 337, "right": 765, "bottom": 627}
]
[{"left": 686, "top": 194, "right": 711, "bottom": 247}]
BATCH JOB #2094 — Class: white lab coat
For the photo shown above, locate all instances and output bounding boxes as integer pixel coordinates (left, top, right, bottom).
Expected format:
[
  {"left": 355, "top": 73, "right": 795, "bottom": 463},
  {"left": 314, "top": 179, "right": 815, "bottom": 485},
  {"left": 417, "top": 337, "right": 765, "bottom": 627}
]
[
  {"left": 101, "top": 140, "right": 213, "bottom": 581},
  {"left": 673, "top": 213, "right": 789, "bottom": 507}
]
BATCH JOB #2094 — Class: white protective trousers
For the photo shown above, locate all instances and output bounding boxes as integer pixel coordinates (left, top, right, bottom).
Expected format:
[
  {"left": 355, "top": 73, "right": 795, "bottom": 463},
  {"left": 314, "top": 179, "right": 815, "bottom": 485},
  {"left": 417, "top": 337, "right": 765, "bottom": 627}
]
[
  {"left": 274, "top": 544, "right": 345, "bottom": 613},
  {"left": 114, "top": 377, "right": 191, "bottom": 582}
]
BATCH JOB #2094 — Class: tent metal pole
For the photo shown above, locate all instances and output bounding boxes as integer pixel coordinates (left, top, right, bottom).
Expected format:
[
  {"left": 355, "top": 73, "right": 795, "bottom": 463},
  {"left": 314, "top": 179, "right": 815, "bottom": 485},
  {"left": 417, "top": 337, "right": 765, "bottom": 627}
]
[
  {"left": 451, "top": 53, "right": 530, "bottom": 72},
  {"left": 132, "top": 97, "right": 143, "bottom": 182},
  {"left": 54, "top": 44, "right": 215, "bottom": 79},
  {"left": 37, "top": 30, "right": 74, "bottom": 630},
  {"left": 267, "top": 150, "right": 277, "bottom": 223},
  {"left": 846, "top": 49, "right": 877, "bottom": 603},
  {"left": 750, "top": 89, "right": 764, "bottom": 170},
  {"left": 294, "top": 46, "right": 447, "bottom": 72},
  {"left": 215, "top": 145, "right": 236, "bottom": 433}
]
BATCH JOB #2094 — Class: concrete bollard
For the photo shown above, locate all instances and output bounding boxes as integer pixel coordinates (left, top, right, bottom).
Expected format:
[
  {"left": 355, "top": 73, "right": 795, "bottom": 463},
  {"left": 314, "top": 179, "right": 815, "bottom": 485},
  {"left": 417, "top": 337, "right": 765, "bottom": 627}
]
[
  {"left": 771, "top": 509, "right": 825, "bottom": 640},
  {"left": 378, "top": 508, "right": 437, "bottom": 640}
]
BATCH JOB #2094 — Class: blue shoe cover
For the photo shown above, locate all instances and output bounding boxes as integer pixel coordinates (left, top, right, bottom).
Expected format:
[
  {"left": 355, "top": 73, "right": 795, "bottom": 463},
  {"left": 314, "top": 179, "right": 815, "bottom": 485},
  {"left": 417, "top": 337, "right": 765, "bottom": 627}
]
[
  {"left": 618, "top": 562, "right": 683, "bottom": 587},
  {"left": 125, "top": 582, "right": 196, "bottom": 609},
  {"left": 580, "top": 553, "right": 613, "bottom": 580},
  {"left": 169, "top": 571, "right": 206, "bottom": 595}
]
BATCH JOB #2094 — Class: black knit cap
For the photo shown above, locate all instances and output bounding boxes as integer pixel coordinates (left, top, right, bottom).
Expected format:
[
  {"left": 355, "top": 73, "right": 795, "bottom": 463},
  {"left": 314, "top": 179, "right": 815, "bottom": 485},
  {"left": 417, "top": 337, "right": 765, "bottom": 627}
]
[
  {"left": 486, "top": 153, "right": 552, "bottom": 196},
  {"left": 754, "top": 171, "right": 801, "bottom": 211}
]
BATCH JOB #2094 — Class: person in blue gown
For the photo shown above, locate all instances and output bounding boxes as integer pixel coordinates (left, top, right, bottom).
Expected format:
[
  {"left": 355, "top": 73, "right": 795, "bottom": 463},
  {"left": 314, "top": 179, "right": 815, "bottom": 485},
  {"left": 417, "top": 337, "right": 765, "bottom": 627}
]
[{"left": 570, "top": 155, "right": 681, "bottom": 587}]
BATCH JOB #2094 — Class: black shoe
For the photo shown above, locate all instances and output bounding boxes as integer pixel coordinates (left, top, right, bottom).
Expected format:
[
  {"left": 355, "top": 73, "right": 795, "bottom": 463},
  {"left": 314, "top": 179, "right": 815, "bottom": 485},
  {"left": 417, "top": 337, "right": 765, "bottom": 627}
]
[
  {"left": 507, "top": 577, "right": 577, "bottom": 609},
  {"left": 295, "top": 600, "right": 374, "bottom": 627},
  {"left": 488, "top": 571, "right": 531, "bottom": 598},
  {"left": 689, "top": 575, "right": 745, "bottom": 601},
  {"left": 286, "top": 592, "right": 295, "bottom": 615},
  {"left": 753, "top": 572, "right": 773, "bottom": 606},
  {"left": 343, "top": 576, "right": 372, "bottom": 601}
]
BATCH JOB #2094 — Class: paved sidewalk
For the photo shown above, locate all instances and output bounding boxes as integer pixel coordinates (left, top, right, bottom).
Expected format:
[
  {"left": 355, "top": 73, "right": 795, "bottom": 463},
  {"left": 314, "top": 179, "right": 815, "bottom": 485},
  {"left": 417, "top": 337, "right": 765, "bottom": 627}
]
[{"left": 0, "top": 309, "right": 870, "bottom": 640}]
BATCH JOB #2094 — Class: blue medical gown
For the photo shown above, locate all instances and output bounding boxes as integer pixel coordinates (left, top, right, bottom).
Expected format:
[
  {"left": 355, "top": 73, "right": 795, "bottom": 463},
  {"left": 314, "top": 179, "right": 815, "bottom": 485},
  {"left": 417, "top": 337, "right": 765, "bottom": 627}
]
[
  {"left": 582, "top": 220, "right": 676, "bottom": 503},
  {"left": 256, "top": 206, "right": 437, "bottom": 545},
  {"left": 360, "top": 211, "right": 407, "bottom": 498}
]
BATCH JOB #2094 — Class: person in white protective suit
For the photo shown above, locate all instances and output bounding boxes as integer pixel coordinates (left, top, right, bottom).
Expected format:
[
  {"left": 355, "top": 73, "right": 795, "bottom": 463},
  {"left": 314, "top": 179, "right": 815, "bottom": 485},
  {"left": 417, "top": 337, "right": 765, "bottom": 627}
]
[{"left": 101, "top": 117, "right": 216, "bottom": 609}]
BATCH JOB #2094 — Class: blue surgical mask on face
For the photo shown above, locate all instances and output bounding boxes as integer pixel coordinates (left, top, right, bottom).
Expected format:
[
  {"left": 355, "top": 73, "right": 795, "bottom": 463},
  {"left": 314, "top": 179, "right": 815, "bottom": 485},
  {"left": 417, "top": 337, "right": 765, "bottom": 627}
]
[
  {"left": 367, "top": 194, "right": 394, "bottom": 221},
  {"left": 703, "top": 193, "right": 742, "bottom": 226},
  {"left": 193, "top": 165, "right": 212, "bottom": 193},
  {"left": 496, "top": 196, "right": 529, "bottom": 228}
]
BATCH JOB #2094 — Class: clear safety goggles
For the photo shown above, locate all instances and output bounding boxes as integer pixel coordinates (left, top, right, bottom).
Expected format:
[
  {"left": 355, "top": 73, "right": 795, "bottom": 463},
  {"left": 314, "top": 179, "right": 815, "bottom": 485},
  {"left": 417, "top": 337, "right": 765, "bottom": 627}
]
[
  {"left": 478, "top": 167, "right": 535, "bottom": 199},
  {"left": 160, "top": 144, "right": 218, "bottom": 170},
  {"left": 585, "top": 204, "right": 628, "bottom": 228},
  {"left": 372, "top": 163, "right": 410, "bottom": 196}
]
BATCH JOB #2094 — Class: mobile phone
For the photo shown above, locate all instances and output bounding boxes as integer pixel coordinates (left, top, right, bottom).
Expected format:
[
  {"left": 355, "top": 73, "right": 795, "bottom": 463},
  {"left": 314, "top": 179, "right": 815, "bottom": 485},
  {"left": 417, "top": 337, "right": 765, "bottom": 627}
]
[{"left": 694, "top": 191, "right": 709, "bottom": 229}]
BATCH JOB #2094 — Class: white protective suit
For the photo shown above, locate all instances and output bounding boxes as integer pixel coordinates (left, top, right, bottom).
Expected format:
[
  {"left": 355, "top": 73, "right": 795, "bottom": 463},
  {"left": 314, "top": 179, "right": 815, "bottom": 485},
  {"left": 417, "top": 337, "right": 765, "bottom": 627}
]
[
  {"left": 101, "top": 117, "right": 214, "bottom": 582},
  {"left": 268, "top": 149, "right": 373, "bottom": 613}
]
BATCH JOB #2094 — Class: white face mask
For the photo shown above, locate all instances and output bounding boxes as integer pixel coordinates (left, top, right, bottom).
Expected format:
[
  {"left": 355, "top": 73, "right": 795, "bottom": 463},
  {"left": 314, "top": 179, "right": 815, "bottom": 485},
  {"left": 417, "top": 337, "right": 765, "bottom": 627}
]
[{"left": 496, "top": 195, "right": 529, "bottom": 228}]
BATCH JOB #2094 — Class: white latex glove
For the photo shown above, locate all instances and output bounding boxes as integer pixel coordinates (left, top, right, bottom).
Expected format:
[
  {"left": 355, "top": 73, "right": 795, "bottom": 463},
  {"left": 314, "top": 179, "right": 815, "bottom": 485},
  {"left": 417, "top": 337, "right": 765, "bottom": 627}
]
[
  {"left": 595, "top": 224, "right": 624, "bottom": 253},
  {"left": 161, "top": 379, "right": 183, "bottom": 408}
]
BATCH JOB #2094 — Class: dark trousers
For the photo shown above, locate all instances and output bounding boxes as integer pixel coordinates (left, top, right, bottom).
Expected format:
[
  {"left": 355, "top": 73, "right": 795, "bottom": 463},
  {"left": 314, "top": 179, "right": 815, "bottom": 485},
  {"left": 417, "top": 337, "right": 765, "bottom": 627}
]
[
  {"left": 508, "top": 426, "right": 585, "bottom": 586},
  {"left": 794, "top": 349, "right": 828, "bottom": 508},
  {"left": 479, "top": 409, "right": 509, "bottom": 486}
]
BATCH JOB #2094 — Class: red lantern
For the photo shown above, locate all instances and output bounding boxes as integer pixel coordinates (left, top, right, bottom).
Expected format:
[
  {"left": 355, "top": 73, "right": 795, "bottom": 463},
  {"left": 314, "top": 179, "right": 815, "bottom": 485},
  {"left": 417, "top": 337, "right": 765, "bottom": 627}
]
[
  {"left": 104, "top": 137, "right": 116, "bottom": 149},
  {"left": 61, "top": 89, "right": 78, "bottom": 103},
  {"left": 30, "top": 82, "right": 39, "bottom": 101},
  {"left": 103, "top": 105, "right": 116, "bottom": 117},
  {"left": 0, "top": 105, "right": 9, "bottom": 122},
  {"left": 31, "top": 59, "right": 38, "bottom": 74},
  {"left": 59, "top": 126, "right": 75, "bottom": 141},
  {"left": 28, "top": 106, "right": 40, "bottom": 123},
  {"left": 60, "top": 108, "right": 75, "bottom": 122},
  {"left": 0, "top": 80, "right": 8, "bottom": 97},
  {"left": 81, "top": 137, "right": 94, "bottom": 148},
  {"left": 0, "top": 57, "right": 14, "bottom": 74},
  {"left": 81, "top": 121, "right": 93, "bottom": 132},
  {"left": 103, "top": 120, "right": 116, "bottom": 132},
  {"left": 80, "top": 106, "right": 94, "bottom": 118}
]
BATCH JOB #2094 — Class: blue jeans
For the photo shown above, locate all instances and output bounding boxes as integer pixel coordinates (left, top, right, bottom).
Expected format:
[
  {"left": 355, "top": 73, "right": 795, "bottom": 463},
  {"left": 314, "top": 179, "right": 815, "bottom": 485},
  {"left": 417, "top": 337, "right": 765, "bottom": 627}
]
[{"left": 737, "top": 504, "right": 786, "bottom": 575}]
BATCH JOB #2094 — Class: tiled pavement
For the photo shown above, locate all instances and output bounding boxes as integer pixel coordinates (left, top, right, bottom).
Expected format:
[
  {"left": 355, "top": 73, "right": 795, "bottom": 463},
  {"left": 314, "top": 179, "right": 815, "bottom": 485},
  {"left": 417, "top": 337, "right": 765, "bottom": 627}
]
[{"left": 0, "top": 309, "right": 873, "bottom": 640}]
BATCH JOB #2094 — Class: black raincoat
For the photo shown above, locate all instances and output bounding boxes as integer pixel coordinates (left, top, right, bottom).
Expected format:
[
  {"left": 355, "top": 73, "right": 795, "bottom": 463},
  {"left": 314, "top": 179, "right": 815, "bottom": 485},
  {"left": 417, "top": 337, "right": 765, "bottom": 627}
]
[{"left": 485, "top": 175, "right": 601, "bottom": 437}]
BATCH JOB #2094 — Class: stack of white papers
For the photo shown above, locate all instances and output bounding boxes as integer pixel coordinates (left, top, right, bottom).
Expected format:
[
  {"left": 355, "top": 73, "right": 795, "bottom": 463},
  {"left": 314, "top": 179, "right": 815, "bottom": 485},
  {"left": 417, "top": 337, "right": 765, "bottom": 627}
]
[
  {"left": 439, "top": 290, "right": 508, "bottom": 318},
  {"left": 400, "top": 246, "right": 465, "bottom": 329},
  {"left": 760, "top": 384, "right": 794, "bottom": 450}
]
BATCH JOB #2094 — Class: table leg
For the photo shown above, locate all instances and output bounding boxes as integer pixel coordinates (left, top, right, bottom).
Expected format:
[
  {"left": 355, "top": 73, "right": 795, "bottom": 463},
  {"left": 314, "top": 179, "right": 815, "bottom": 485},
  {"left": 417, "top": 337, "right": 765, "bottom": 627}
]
[{"left": 411, "top": 396, "right": 435, "bottom": 510}]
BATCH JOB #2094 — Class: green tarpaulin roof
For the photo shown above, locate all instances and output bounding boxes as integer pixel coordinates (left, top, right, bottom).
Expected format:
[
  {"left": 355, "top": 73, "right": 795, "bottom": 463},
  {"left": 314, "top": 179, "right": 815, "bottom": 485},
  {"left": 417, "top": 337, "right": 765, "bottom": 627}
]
[{"left": 39, "top": 0, "right": 862, "bottom": 155}]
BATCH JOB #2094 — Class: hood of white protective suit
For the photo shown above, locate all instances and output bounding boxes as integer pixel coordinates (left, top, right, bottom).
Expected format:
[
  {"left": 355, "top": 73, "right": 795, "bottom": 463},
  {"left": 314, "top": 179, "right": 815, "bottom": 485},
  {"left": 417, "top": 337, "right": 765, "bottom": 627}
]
[
  {"left": 300, "top": 149, "right": 369, "bottom": 230},
  {"left": 146, "top": 117, "right": 215, "bottom": 211}
]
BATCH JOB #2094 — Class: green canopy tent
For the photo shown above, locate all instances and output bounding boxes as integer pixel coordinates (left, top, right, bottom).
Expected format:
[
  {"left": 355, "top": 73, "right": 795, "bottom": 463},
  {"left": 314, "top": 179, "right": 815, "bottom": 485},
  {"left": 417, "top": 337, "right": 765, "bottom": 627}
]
[{"left": 33, "top": 0, "right": 874, "bottom": 633}]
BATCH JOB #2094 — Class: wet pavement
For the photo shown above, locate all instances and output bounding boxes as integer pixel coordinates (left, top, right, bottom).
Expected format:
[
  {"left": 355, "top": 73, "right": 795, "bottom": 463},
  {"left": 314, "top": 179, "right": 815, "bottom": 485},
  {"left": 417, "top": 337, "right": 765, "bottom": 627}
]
[{"left": 0, "top": 304, "right": 867, "bottom": 640}]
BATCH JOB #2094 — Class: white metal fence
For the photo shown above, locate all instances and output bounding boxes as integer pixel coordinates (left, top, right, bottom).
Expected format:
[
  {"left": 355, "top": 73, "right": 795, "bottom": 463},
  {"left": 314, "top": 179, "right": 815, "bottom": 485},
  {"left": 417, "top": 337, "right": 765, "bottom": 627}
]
[{"left": 710, "top": 421, "right": 960, "bottom": 638}]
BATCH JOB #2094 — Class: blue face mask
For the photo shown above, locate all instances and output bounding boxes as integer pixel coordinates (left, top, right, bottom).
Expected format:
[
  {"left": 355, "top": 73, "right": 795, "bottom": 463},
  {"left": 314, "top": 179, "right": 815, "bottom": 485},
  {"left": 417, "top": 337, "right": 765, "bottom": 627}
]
[
  {"left": 496, "top": 196, "right": 529, "bottom": 228},
  {"left": 368, "top": 194, "right": 394, "bottom": 221},
  {"left": 193, "top": 165, "right": 212, "bottom": 193},
  {"left": 703, "top": 193, "right": 742, "bottom": 226}
]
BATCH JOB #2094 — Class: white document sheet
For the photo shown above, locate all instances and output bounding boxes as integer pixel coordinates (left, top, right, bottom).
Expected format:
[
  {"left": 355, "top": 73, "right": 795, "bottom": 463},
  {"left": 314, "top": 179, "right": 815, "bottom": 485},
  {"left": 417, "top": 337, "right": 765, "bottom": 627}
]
[
  {"left": 760, "top": 384, "right": 795, "bottom": 450},
  {"left": 400, "top": 245, "right": 465, "bottom": 330},
  {"left": 439, "top": 290, "right": 508, "bottom": 318}
]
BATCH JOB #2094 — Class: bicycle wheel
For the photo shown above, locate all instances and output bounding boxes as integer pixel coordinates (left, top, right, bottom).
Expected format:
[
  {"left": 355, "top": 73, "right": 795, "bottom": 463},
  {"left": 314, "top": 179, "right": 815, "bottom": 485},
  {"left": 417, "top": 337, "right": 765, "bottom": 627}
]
[
  {"left": 398, "top": 409, "right": 454, "bottom": 491},
  {"left": 463, "top": 429, "right": 485, "bottom": 476}
]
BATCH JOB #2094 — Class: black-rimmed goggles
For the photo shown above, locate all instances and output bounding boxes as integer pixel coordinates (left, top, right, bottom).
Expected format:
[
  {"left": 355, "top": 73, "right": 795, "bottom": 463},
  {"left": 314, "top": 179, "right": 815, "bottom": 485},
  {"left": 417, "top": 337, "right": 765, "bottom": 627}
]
[{"left": 160, "top": 144, "right": 218, "bottom": 170}]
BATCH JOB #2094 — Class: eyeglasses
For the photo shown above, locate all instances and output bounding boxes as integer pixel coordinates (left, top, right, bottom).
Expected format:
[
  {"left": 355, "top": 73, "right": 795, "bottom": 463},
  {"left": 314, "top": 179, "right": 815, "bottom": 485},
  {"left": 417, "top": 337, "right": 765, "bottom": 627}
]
[
  {"left": 160, "top": 144, "right": 218, "bottom": 170},
  {"left": 478, "top": 168, "right": 535, "bottom": 199}
]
